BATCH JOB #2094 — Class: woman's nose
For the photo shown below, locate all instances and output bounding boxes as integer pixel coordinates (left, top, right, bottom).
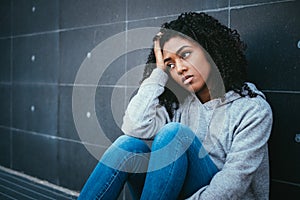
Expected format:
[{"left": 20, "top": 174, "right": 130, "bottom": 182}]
[{"left": 176, "top": 60, "right": 187, "bottom": 74}]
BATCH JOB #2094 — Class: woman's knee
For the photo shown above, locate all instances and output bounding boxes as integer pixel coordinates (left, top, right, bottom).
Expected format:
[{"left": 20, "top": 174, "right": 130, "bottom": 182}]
[
  {"left": 153, "top": 122, "right": 194, "bottom": 149},
  {"left": 112, "top": 134, "right": 150, "bottom": 153},
  {"left": 100, "top": 135, "right": 150, "bottom": 171},
  {"left": 156, "top": 122, "right": 181, "bottom": 139}
]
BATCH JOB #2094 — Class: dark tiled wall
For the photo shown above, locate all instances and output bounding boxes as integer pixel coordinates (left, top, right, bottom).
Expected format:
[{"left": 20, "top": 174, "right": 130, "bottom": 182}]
[{"left": 0, "top": 0, "right": 299, "bottom": 198}]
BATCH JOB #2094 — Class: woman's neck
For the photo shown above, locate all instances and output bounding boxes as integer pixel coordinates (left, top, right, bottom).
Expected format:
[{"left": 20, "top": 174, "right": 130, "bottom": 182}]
[{"left": 196, "top": 85, "right": 211, "bottom": 103}]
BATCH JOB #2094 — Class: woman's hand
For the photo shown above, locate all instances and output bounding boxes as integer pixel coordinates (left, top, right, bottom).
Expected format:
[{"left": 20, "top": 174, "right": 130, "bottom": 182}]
[{"left": 153, "top": 33, "right": 167, "bottom": 71}]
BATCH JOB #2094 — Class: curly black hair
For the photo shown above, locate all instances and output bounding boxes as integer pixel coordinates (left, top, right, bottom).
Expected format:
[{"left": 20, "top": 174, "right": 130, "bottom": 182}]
[{"left": 141, "top": 12, "right": 256, "bottom": 118}]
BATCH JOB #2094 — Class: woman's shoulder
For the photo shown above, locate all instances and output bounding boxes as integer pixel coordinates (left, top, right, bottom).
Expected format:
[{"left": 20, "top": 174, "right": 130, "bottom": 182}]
[{"left": 230, "top": 90, "right": 272, "bottom": 119}]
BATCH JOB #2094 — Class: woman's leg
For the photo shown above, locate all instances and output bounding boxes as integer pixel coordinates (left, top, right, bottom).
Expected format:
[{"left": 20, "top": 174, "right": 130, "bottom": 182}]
[
  {"left": 140, "top": 122, "right": 218, "bottom": 200},
  {"left": 178, "top": 126, "right": 219, "bottom": 199},
  {"left": 78, "top": 135, "right": 150, "bottom": 200}
]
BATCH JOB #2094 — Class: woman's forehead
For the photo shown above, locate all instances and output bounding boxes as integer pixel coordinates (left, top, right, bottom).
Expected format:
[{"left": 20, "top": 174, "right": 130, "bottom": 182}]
[
  {"left": 163, "top": 37, "right": 193, "bottom": 50},
  {"left": 162, "top": 36, "right": 202, "bottom": 54}
]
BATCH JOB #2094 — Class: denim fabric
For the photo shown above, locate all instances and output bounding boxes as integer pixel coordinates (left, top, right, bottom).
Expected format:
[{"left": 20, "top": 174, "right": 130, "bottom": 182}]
[{"left": 78, "top": 122, "right": 218, "bottom": 200}]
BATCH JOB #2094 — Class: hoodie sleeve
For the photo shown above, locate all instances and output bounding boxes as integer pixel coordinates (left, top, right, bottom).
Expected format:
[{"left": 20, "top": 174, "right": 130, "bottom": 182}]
[
  {"left": 187, "top": 96, "right": 273, "bottom": 200},
  {"left": 121, "top": 68, "right": 171, "bottom": 139}
]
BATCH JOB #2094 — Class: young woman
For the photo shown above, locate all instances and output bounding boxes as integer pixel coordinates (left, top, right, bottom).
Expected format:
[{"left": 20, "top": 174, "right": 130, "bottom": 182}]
[{"left": 78, "top": 12, "right": 273, "bottom": 200}]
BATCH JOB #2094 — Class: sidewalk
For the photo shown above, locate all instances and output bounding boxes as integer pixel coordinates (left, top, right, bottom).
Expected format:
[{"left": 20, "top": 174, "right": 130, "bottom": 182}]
[{"left": 0, "top": 166, "right": 79, "bottom": 200}]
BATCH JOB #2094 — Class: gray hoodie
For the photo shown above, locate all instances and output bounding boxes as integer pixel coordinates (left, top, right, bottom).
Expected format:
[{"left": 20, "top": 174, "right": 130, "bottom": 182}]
[{"left": 122, "top": 68, "right": 273, "bottom": 200}]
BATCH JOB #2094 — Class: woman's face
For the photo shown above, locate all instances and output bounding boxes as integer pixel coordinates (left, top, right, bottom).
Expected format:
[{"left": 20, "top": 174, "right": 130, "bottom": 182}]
[{"left": 162, "top": 36, "right": 213, "bottom": 102}]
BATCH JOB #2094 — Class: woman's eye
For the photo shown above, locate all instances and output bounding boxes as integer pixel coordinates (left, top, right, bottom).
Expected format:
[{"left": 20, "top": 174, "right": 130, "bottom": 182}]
[
  {"left": 181, "top": 51, "right": 191, "bottom": 59},
  {"left": 167, "top": 63, "right": 175, "bottom": 69}
]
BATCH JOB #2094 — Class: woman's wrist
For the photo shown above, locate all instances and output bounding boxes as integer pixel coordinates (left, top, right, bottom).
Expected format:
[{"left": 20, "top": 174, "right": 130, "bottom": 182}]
[{"left": 143, "top": 68, "right": 168, "bottom": 86}]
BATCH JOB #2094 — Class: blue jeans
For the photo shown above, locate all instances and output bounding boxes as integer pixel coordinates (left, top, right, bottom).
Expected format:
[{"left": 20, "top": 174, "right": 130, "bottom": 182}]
[{"left": 78, "top": 122, "right": 218, "bottom": 200}]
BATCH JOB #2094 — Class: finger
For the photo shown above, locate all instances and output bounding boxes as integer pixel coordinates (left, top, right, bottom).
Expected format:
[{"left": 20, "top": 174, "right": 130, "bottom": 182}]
[
  {"left": 153, "top": 32, "right": 163, "bottom": 41},
  {"left": 154, "top": 40, "right": 164, "bottom": 69}
]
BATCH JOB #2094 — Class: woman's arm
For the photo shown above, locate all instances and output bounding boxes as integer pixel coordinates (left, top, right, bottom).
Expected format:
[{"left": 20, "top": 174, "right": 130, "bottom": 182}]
[
  {"left": 121, "top": 68, "right": 170, "bottom": 139},
  {"left": 122, "top": 36, "right": 171, "bottom": 139}
]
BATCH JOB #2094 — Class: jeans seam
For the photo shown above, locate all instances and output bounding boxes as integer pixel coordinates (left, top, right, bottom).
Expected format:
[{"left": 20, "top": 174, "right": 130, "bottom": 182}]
[
  {"left": 95, "top": 152, "right": 148, "bottom": 200},
  {"left": 158, "top": 137, "right": 182, "bottom": 200}
]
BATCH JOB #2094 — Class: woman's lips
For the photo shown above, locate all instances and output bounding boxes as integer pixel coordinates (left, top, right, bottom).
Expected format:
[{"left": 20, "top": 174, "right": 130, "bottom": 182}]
[{"left": 182, "top": 75, "right": 194, "bottom": 85}]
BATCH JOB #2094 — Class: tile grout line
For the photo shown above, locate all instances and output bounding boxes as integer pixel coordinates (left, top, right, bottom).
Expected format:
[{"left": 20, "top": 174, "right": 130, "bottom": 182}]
[
  {"left": 271, "top": 179, "right": 300, "bottom": 187},
  {"left": 125, "top": 0, "right": 129, "bottom": 115},
  {"left": 0, "top": 81, "right": 139, "bottom": 88},
  {"left": 0, "top": 125, "right": 109, "bottom": 149},
  {"left": 262, "top": 90, "right": 300, "bottom": 94},
  {"left": 1, "top": 81, "right": 298, "bottom": 94},
  {"left": 229, "top": 0, "right": 295, "bottom": 10},
  {"left": 228, "top": 0, "right": 231, "bottom": 28},
  {"left": 123, "top": 2, "right": 129, "bottom": 199},
  {"left": 9, "top": 0, "right": 13, "bottom": 170}
]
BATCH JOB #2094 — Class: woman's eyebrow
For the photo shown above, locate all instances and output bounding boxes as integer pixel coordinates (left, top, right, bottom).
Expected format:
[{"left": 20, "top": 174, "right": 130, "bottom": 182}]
[
  {"left": 164, "top": 57, "right": 172, "bottom": 63},
  {"left": 176, "top": 45, "right": 191, "bottom": 55},
  {"left": 163, "top": 45, "right": 191, "bottom": 63}
]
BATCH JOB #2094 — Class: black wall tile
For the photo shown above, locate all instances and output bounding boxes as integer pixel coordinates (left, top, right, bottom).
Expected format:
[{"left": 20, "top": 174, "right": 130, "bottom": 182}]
[
  {"left": 128, "top": 0, "right": 228, "bottom": 20},
  {"left": 231, "top": 1, "right": 300, "bottom": 90},
  {"left": 95, "top": 86, "right": 125, "bottom": 142},
  {"left": 126, "top": 49, "right": 151, "bottom": 85},
  {"left": 12, "top": 0, "right": 59, "bottom": 35},
  {"left": 0, "top": 39, "right": 11, "bottom": 83},
  {"left": 270, "top": 181, "right": 300, "bottom": 199},
  {"left": 12, "top": 33, "right": 59, "bottom": 84},
  {"left": 58, "top": 86, "right": 80, "bottom": 141},
  {"left": 98, "top": 53, "right": 126, "bottom": 86},
  {"left": 57, "top": 140, "right": 100, "bottom": 191},
  {"left": 59, "top": 86, "right": 127, "bottom": 191},
  {"left": 128, "top": 16, "right": 178, "bottom": 30},
  {"left": 59, "top": 23, "right": 125, "bottom": 84},
  {"left": 12, "top": 130, "right": 58, "bottom": 185},
  {"left": 12, "top": 84, "right": 58, "bottom": 136},
  {"left": 208, "top": 10, "right": 228, "bottom": 27},
  {"left": 198, "top": 0, "right": 228, "bottom": 10},
  {"left": 266, "top": 92, "right": 300, "bottom": 184},
  {"left": 0, "top": 128, "right": 10, "bottom": 168},
  {"left": 64, "top": 85, "right": 123, "bottom": 145},
  {"left": 60, "top": 0, "right": 126, "bottom": 29},
  {"left": 0, "top": 85, "right": 11, "bottom": 127},
  {"left": 0, "top": 0, "right": 11, "bottom": 37}
]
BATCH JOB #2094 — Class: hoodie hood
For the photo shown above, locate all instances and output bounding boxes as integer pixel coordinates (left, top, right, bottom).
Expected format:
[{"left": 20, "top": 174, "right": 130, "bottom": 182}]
[
  {"left": 242, "top": 82, "right": 266, "bottom": 99},
  {"left": 189, "top": 82, "right": 266, "bottom": 110}
]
